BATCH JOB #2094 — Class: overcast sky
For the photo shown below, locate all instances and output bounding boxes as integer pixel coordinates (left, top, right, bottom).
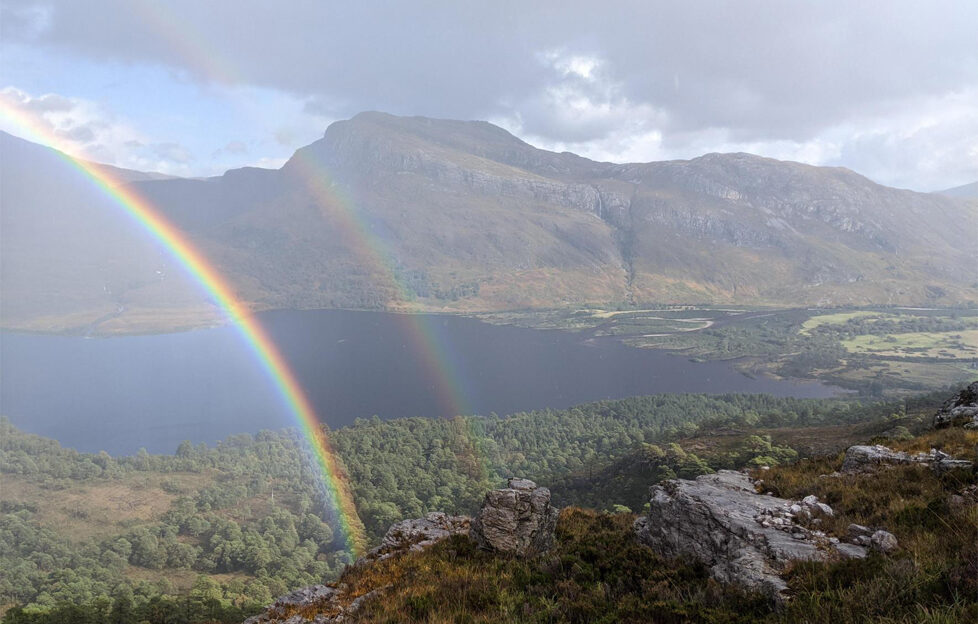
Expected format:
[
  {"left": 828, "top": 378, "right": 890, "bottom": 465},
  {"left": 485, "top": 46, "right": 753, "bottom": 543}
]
[{"left": 1, "top": 0, "right": 976, "bottom": 190}]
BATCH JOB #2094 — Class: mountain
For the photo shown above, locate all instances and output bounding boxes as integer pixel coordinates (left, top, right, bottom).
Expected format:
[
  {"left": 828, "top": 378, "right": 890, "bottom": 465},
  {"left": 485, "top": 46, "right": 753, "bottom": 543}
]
[
  {"left": 938, "top": 181, "right": 978, "bottom": 199},
  {"left": 0, "top": 131, "right": 218, "bottom": 332},
  {"left": 2, "top": 114, "right": 976, "bottom": 333}
]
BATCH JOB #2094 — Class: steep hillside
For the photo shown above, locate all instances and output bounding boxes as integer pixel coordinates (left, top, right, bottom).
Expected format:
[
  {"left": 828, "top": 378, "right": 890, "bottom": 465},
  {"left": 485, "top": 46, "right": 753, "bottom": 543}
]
[{"left": 3, "top": 114, "right": 976, "bottom": 333}]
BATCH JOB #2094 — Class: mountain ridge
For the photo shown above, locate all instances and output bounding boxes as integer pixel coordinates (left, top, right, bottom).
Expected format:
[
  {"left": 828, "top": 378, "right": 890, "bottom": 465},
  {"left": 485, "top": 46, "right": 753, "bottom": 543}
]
[
  {"left": 938, "top": 181, "right": 978, "bottom": 199},
  {"left": 2, "top": 115, "right": 976, "bottom": 333}
]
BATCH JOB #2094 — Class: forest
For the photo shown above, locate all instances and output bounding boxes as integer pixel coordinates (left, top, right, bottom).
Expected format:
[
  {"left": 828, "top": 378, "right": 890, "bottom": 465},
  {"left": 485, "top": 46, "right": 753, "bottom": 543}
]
[{"left": 0, "top": 390, "right": 952, "bottom": 622}]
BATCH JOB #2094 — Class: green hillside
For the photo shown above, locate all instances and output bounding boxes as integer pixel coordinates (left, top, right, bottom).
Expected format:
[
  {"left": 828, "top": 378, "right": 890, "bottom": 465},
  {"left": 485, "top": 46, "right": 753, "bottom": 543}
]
[{"left": 0, "top": 390, "right": 957, "bottom": 621}]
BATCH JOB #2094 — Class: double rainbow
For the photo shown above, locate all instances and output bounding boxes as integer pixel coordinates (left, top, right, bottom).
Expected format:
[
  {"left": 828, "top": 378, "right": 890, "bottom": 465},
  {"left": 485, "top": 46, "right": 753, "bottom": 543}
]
[{"left": 0, "top": 101, "right": 367, "bottom": 555}]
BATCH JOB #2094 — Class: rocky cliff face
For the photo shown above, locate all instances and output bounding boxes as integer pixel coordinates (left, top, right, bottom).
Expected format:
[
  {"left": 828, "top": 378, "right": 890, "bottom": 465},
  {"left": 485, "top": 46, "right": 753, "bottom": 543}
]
[{"left": 116, "top": 114, "right": 978, "bottom": 309}]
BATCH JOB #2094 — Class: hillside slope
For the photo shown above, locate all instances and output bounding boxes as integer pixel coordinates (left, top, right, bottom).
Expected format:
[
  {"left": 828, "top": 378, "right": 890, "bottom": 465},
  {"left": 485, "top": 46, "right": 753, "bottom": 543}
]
[
  {"left": 3, "top": 114, "right": 976, "bottom": 332},
  {"left": 241, "top": 386, "right": 978, "bottom": 624},
  {"left": 0, "top": 132, "right": 220, "bottom": 333}
]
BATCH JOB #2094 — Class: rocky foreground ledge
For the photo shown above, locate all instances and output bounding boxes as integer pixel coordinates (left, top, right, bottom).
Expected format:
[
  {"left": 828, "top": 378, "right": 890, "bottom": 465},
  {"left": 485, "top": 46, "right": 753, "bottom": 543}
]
[
  {"left": 634, "top": 470, "right": 871, "bottom": 598},
  {"left": 244, "top": 478, "right": 558, "bottom": 623},
  {"left": 245, "top": 385, "right": 978, "bottom": 621}
]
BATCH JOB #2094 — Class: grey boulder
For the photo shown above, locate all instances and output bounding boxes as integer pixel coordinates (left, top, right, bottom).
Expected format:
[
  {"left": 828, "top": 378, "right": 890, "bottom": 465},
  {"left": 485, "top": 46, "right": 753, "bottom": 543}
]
[
  {"left": 841, "top": 445, "right": 973, "bottom": 474},
  {"left": 471, "top": 477, "right": 559, "bottom": 556},
  {"left": 870, "top": 530, "right": 899, "bottom": 553},
  {"left": 363, "top": 512, "right": 471, "bottom": 563},
  {"left": 933, "top": 381, "right": 978, "bottom": 429},
  {"left": 634, "top": 470, "right": 865, "bottom": 598}
]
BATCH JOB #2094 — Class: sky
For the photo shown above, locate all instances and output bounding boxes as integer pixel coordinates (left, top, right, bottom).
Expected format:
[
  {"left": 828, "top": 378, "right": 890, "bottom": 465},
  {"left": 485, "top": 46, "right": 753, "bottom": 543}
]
[{"left": 1, "top": 0, "right": 976, "bottom": 191}]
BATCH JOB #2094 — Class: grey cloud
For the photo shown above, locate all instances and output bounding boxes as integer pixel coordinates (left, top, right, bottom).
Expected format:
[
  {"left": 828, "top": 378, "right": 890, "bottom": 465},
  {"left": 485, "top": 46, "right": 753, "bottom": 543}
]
[
  {"left": 151, "top": 142, "right": 192, "bottom": 164},
  {"left": 211, "top": 140, "right": 248, "bottom": 159},
  {"left": 24, "top": 93, "right": 74, "bottom": 113},
  {"left": 223, "top": 140, "right": 247, "bottom": 154},
  {"left": 61, "top": 124, "right": 95, "bottom": 143},
  {"left": 4, "top": 0, "right": 976, "bottom": 187}
]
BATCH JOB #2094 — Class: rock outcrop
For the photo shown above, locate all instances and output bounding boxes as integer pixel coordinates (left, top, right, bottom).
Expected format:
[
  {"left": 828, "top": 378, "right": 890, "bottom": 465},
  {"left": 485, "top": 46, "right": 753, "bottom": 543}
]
[
  {"left": 246, "top": 479, "right": 552, "bottom": 622},
  {"left": 471, "top": 477, "right": 559, "bottom": 557},
  {"left": 841, "top": 445, "right": 973, "bottom": 474},
  {"left": 242, "top": 585, "right": 391, "bottom": 624},
  {"left": 359, "top": 512, "right": 470, "bottom": 565},
  {"left": 934, "top": 381, "right": 978, "bottom": 429},
  {"left": 242, "top": 584, "right": 344, "bottom": 624},
  {"left": 845, "top": 523, "right": 900, "bottom": 553},
  {"left": 245, "top": 513, "right": 468, "bottom": 623},
  {"left": 634, "top": 471, "right": 866, "bottom": 598}
]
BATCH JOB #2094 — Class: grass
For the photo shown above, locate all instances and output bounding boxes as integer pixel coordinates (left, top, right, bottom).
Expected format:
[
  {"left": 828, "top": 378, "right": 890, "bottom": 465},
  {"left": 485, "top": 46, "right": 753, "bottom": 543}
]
[
  {"left": 0, "top": 472, "right": 212, "bottom": 541},
  {"left": 597, "top": 317, "right": 713, "bottom": 336},
  {"left": 345, "top": 509, "right": 770, "bottom": 624},
  {"left": 801, "top": 311, "right": 891, "bottom": 334},
  {"left": 679, "top": 422, "right": 865, "bottom": 460},
  {"left": 756, "top": 426, "right": 978, "bottom": 620},
  {"left": 825, "top": 360, "right": 978, "bottom": 391},
  {"left": 841, "top": 330, "right": 978, "bottom": 360}
]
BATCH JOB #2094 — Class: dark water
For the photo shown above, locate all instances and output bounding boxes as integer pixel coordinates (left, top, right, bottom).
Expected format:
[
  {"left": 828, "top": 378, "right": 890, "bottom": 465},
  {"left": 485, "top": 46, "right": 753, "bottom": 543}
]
[{"left": 0, "top": 309, "right": 836, "bottom": 455}]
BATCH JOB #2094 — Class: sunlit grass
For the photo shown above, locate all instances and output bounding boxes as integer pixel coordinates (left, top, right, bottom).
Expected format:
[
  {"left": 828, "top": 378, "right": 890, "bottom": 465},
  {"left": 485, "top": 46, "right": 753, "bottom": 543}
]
[{"left": 842, "top": 330, "right": 978, "bottom": 359}]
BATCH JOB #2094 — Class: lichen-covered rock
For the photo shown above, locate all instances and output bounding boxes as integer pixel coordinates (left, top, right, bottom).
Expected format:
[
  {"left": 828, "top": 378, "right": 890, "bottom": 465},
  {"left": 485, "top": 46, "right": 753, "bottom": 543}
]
[
  {"left": 243, "top": 584, "right": 391, "bottom": 624},
  {"left": 634, "top": 471, "right": 865, "bottom": 598},
  {"left": 242, "top": 585, "right": 340, "bottom": 624},
  {"left": 841, "top": 445, "right": 917, "bottom": 472},
  {"left": 362, "top": 512, "right": 470, "bottom": 564},
  {"left": 847, "top": 523, "right": 873, "bottom": 540},
  {"left": 870, "top": 530, "right": 899, "bottom": 553},
  {"left": 471, "top": 477, "right": 558, "bottom": 556},
  {"left": 934, "top": 381, "right": 978, "bottom": 429},
  {"left": 841, "top": 444, "right": 973, "bottom": 474}
]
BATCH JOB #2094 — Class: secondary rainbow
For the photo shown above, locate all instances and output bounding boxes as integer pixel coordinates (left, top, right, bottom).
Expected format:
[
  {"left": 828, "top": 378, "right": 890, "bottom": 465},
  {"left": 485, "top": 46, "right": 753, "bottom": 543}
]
[
  {"left": 120, "top": 2, "right": 482, "bottom": 424},
  {"left": 285, "top": 150, "right": 478, "bottom": 419},
  {"left": 0, "top": 100, "right": 367, "bottom": 556},
  {"left": 124, "top": 1, "right": 482, "bottom": 422}
]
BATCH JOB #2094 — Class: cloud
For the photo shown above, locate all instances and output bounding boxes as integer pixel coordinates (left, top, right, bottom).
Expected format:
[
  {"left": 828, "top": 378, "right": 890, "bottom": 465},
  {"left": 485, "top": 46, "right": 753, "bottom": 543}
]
[
  {"left": 151, "top": 142, "right": 192, "bottom": 164},
  {"left": 210, "top": 139, "right": 248, "bottom": 159},
  {"left": 0, "top": 86, "right": 197, "bottom": 175},
  {"left": 223, "top": 140, "right": 247, "bottom": 154},
  {"left": 2, "top": 1, "right": 976, "bottom": 188}
]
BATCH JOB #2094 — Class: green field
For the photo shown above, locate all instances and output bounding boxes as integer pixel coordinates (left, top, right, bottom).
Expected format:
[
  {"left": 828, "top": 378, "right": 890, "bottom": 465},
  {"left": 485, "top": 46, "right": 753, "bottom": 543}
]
[
  {"left": 800, "top": 310, "right": 892, "bottom": 334},
  {"left": 842, "top": 329, "right": 978, "bottom": 359}
]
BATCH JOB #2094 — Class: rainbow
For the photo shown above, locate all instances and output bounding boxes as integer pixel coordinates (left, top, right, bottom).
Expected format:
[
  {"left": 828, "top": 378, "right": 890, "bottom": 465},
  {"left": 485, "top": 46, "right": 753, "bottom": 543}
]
[
  {"left": 0, "top": 100, "right": 367, "bottom": 556},
  {"left": 126, "top": 0, "right": 482, "bottom": 424},
  {"left": 285, "top": 151, "right": 477, "bottom": 420}
]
